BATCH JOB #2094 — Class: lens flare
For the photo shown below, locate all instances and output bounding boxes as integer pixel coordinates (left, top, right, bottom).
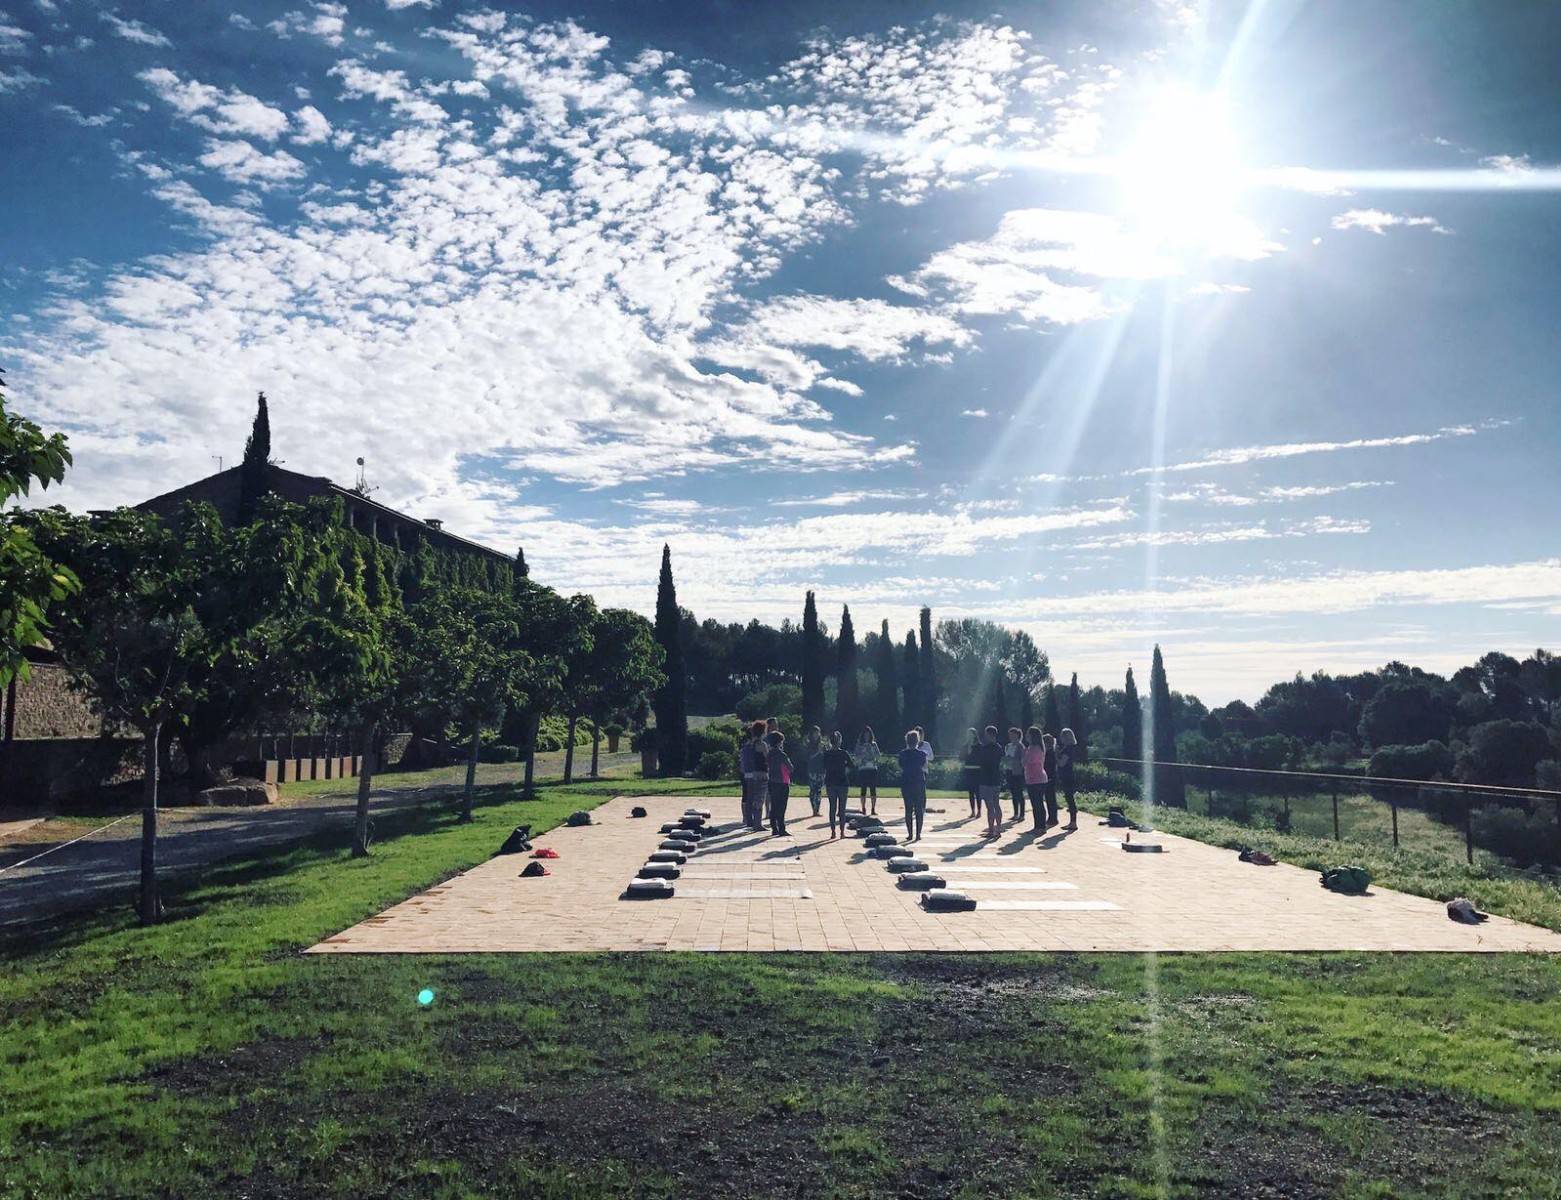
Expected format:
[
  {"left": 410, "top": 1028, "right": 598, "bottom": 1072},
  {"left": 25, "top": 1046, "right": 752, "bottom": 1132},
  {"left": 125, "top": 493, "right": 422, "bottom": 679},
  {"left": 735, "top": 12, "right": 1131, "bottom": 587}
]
[{"left": 417, "top": 988, "right": 435, "bottom": 1006}]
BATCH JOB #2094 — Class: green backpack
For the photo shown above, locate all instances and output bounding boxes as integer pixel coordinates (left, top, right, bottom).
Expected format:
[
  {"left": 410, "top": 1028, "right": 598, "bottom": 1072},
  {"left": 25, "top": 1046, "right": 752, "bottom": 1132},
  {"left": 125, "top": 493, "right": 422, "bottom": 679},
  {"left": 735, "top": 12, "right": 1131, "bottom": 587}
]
[{"left": 1320, "top": 866, "right": 1372, "bottom": 895}]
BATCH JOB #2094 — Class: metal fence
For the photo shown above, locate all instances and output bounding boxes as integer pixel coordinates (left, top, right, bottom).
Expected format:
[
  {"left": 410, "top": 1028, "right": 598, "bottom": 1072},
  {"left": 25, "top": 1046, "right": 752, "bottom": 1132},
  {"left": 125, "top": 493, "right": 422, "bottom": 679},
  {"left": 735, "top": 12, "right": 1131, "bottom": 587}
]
[{"left": 1093, "top": 757, "right": 1561, "bottom": 868}]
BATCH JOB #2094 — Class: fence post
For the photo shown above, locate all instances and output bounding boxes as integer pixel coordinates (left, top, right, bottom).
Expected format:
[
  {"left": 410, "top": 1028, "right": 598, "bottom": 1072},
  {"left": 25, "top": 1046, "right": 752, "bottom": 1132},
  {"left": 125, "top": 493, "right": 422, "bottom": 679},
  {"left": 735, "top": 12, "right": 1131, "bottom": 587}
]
[
  {"left": 1464, "top": 795, "right": 1475, "bottom": 865},
  {"left": 1390, "top": 788, "right": 1399, "bottom": 848},
  {"left": 1332, "top": 784, "right": 1340, "bottom": 841}
]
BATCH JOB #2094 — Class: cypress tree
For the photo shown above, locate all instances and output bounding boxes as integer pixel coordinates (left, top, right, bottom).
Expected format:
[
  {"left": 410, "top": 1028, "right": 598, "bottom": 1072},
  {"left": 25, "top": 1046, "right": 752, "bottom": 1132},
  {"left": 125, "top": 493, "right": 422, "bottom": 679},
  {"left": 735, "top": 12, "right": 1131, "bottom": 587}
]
[
  {"left": 1122, "top": 666, "right": 1143, "bottom": 771},
  {"left": 874, "top": 619, "right": 900, "bottom": 735},
  {"left": 514, "top": 546, "right": 529, "bottom": 579},
  {"left": 901, "top": 630, "right": 921, "bottom": 729},
  {"left": 1148, "top": 644, "right": 1185, "bottom": 806},
  {"left": 1019, "top": 686, "right": 1034, "bottom": 732},
  {"left": 835, "top": 605, "right": 860, "bottom": 734},
  {"left": 1043, "top": 685, "right": 1062, "bottom": 737},
  {"left": 801, "top": 591, "right": 825, "bottom": 731},
  {"left": 918, "top": 607, "right": 939, "bottom": 742},
  {"left": 652, "top": 544, "right": 687, "bottom": 776},
  {"left": 1066, "top": 672, "right": 1086, "bottom": 746},
  {"left": 238, "top": 391, "right": 271, "bottom": 522}
]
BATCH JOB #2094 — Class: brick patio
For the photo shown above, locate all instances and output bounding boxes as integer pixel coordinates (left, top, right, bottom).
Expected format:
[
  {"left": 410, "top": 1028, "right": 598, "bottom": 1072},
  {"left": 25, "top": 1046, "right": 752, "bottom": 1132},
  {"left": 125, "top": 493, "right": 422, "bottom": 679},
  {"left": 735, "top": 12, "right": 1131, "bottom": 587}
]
[{"left": 307, "top": 794, "right": 1561, "bottom": 954}]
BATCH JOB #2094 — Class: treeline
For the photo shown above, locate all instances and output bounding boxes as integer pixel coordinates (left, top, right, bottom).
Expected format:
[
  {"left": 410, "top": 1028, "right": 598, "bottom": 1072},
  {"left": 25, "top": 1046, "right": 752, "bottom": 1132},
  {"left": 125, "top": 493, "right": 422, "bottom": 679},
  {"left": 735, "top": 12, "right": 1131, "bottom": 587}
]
[{"left": 3, "top": 390, "right": 664, "bottom": 924}]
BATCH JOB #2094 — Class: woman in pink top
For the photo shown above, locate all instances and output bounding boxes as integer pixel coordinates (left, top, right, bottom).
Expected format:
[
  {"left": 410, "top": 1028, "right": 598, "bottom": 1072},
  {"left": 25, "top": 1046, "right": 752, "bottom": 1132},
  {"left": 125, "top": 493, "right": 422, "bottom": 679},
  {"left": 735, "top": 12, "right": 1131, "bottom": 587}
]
[{"left": 1023, "top": 726, "right": 1052, "bottom": 834}]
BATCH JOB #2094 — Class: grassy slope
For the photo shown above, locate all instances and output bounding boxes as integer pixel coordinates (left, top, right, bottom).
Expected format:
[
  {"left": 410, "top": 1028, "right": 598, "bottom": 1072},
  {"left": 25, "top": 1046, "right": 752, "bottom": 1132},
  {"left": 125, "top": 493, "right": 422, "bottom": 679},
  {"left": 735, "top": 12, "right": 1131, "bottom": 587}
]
[{"left": 3, "top": 777, "right": 1561, "bottom": 1198}]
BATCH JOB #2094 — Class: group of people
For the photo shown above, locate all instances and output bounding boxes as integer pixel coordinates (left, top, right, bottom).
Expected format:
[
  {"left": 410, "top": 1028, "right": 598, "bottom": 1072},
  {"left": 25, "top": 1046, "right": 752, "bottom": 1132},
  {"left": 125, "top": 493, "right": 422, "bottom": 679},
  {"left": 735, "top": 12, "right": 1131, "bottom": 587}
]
[
  {"left": 738, "top": 721, "right": 935, "bottom": 840},
  {"left": 961, "top": 725, "right": 1080, "bottom": 839},
  {"left": 737, "top": 720, "right": 1081, "bottom": 845}
]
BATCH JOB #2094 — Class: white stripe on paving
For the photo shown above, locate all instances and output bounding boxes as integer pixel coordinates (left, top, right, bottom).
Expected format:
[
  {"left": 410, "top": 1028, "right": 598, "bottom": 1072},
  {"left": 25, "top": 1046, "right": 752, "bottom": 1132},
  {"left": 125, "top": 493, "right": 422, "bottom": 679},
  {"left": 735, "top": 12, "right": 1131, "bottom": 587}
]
[
  {"left": 975, "top": 900, "right": 1122, "bottom": 911},
  {"left": 937, "top": 880, "right": 1078, "bottom": 890},
  {"left": 674, "top": 887, "right": 814, "bottom": 899},
  {"left": 912, "top": 864, "right": 1049, "bottom": 873},
  {"left": 680, "top": 871, "right": 808, "bottom": 880}
]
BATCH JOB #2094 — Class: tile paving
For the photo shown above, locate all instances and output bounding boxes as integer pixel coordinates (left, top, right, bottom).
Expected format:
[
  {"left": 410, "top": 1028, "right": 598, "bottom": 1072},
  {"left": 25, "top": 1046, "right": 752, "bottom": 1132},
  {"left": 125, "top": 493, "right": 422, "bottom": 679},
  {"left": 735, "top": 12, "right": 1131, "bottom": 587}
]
[{"left": 307, "top": 794, "right": 1561, "bottom": 954}]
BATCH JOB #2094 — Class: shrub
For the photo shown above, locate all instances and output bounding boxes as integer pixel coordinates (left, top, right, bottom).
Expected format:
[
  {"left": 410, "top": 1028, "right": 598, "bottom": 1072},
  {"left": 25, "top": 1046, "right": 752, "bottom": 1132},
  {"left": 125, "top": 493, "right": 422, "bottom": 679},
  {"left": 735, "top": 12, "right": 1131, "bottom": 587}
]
[
  {"left": 479, "top": 743, "right": 519, "bottom": 764},
  {"left": 1076, "top": 763, "right": 1142, "bottom": 800},
  {"left": 735, "top": 683, "right": 802, "bottom": 723},
  {"left": 1470, "top": 804, "right": 1561, "bottom": 868},
  {"left": 695, "top": 750, "right": 734, "bottom": 781},
  {"left": 630, "top": 727, "right": 657, "bottom": 752},
  {"left": 1368, "top": 741, "right": 1453, "bottom": 783},
  {"left": 687, "top": 719, "right": 745, "bottom": 765}
]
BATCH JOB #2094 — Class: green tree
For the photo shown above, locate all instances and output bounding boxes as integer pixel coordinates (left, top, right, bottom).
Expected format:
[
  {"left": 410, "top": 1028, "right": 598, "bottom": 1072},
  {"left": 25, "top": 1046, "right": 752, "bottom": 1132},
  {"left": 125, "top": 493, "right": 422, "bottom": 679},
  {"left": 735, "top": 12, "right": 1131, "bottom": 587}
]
[
  {"left": 29, "top": 507, "right": 222, "bottom": 922},
  {"left": 1148, "top": 645, "right": 1185, "bottom": 806},
  {"left": 1122, "top": 666, "right": 1143, "bottom": 768},
  {"left": 237, "top": 392, "right": 271, "bottom": 523},
  {"left": 919, "top": 606, "right": 938, "bottom": 742},
  {"left": 564, "top": 605, "right": 662, "bottom": 782},
  {"left": 873, "top": 618, "right": 900, "bottom": 736},
  {"left": 0, "top": 372, "right": 77, "bottom": 687},
  {"left": 801, "top": 591, "right": 825, "bottom": 732},
  {"left": 1043, "top": 686, "right": 1062, "bottom": 737},
  {"left": 901, "top": 630, "right": 921, "bottom": 730},
  {"left": 1454, "top": 719, "right": 1553, "bottom": 789},
  {"left": 835, "top": 605, "right": 860, "bottom": 733},
  {"left": 652, "top": 545, "right": 687, "bottom": 776},
  {"left": 1359, "top": 680, "right": 1457, "bottom": 749}
]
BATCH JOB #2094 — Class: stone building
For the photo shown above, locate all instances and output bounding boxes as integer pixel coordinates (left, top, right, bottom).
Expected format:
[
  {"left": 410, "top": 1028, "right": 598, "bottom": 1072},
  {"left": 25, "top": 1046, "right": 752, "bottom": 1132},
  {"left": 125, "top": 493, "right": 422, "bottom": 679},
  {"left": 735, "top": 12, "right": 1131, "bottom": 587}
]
[{"left": 1, "top": 465, "right": 511, "bottom": 808}]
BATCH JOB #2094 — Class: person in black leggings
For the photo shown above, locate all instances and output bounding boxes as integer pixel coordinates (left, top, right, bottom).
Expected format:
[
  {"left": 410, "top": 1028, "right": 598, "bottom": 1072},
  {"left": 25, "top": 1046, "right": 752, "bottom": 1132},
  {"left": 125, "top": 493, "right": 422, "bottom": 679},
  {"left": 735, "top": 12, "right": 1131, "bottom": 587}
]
[
  {"left": 961, "top": 729, "right": 980, "bottom": 819},
  {"left": 822, "top": 731, "right": 853, "bottom": 839},
  {"left": 1057, "top": 727, "right": 1080, "bottom": 830},
  {"left": 898, "top": 730, "right": 929, "bottom": 842}
]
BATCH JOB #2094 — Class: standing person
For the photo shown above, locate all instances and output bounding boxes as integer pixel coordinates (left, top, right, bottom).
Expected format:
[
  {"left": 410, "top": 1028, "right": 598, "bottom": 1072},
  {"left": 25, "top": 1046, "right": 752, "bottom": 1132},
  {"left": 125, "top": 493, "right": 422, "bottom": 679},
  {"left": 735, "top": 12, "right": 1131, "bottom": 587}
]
[
  {"left": 1003, "top": 726, "right": 1026, "bottom": 822},
  {"left": 765, "top": 730, "right": 794, "bottom": 836},
  {"left": 804, "top": 726, "right": 827, "bottom": 817},
  {"left": 1057, "top": 728, "right": 1080, "bottom": 831},
  {"left": 975, "top": 726, "right": 1005, "bottom": 838},
  {"left": 1023, "top": 726, "right": 1052, "bottom": 832},
  {"left": 915, "top": 726, "right": 934, "bottom": 765},
  {"left": 898, "top": 730, "right": 929, "bottom": 842},
  {"left": 743, "top": 719, "right": 769, "bottom": 831},
  {"left": 961, "top": 728, "right": 981, "bottom": 819},
  {"left": 1041, "top": 732, "right": 1060, "bottom": 831},
  {"left": 854, "top": 726, "right": 880, "bottom": 816},
  {"left": 823, "top": 731, "right": 853, "bottom": 839},
  {"left": 738, "top": 723, "right": 761, "bottom": 830}
]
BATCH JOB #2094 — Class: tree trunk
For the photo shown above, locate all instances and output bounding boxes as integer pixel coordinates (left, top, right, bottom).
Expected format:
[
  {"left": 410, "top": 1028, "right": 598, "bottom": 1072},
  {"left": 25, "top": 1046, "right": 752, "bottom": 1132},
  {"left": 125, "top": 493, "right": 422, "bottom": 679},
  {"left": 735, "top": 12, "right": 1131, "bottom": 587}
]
[
  {"left": 519, "top": 709, "right": 540, "bottom": 799},
  {"left": 563, "top": 714, "right": 578, "bottom": 783},
  {"left": 351, "top": 719, "right": 378, "bottom": 857},
  {"left": 139, "top": 722, "right": 161, "bottom": 926},
  {"left": 460, "top": 716, "right": 480, "bottom": 824},
  {"left": 590, "top": 719, "right": 601, "bottom": 778}
]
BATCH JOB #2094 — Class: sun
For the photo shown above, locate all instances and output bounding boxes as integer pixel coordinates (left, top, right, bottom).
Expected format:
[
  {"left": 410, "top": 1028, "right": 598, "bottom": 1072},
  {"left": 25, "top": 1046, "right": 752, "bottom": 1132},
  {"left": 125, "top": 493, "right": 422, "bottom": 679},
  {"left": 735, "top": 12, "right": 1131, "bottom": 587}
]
[{"left": 1115, "top": 87, "right": 1250, "bottom": 253}]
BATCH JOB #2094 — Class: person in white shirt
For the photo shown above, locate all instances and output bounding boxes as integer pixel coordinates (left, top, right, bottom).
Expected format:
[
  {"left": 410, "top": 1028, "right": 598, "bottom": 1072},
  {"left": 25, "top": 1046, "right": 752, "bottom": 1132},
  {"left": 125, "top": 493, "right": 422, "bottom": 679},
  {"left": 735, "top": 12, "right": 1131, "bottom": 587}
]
[{"left": 914, "top": 726, "right": 934, "bottom": 765}]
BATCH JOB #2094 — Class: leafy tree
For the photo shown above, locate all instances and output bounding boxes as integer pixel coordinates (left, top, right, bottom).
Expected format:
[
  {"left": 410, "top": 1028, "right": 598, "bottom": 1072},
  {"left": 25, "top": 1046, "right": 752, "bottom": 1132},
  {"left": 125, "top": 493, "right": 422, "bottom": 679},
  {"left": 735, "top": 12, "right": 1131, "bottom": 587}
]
[
  {"left": 1, "top": 372, "right": 77, "bottom": 686},
  {"left": 1454, "top": 719, "right": 1553, "bottom": 789},
  {"left": 1359, "top": 680, "right": 1456, "bottom": 749},
  {"left": 835, "top": 605, "right": 860, "bottom": 733},
  {"left": 801, "top": 591, "right": 825, "bottom": 731},
  {"left": 1121, "top": 666, "right": 1143, "bottom": 768},
  {"left": 1043, "top": 686, "right": 1062, "bottom": 737},
  {"left": 736, "top": 681, "right": 803, "bottom": 723},
  {"left": 29, "top": 507, "right": 221, "bottom": 922},
  {"left": 873, "top": 619, "right": 900, "bottom": 736},
  {"left": 1148, "top": 645, "right": 1184, "bottom": 806},
  {"left": 1255, "top": 671, "right": 1357, "bottom": 743},
  {"left": 500, "top": 581, "right": 595, "bottom": 798},
  {"left": 567, "top": 606, "right": 662, "bottom": 781},
  {"left": 1066, "top": 672, "right": 1088, "bottom": 748},
  {"left": 1367, "top": 740, "right": 1453, "bottom": 782},
  {"left": 919, "top": 606, "right": 939, "bottom": 741},
  {"left": 652, "top": 545, "right": 687, "bottom": 775},
  {"left": 237, "top": 392, "right": 271, "bottom": 523},
  {"left": 901, "top": 630, "right": 921, "bottom": 731}
]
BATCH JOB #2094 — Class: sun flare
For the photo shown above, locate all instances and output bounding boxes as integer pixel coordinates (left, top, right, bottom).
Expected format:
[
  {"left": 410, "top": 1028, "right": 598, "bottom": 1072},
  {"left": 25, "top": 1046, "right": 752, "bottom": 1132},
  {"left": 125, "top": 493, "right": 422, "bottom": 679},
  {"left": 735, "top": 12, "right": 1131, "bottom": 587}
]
[{"left": 1115, "top": 87, "right": 1250, "bottom": 252}]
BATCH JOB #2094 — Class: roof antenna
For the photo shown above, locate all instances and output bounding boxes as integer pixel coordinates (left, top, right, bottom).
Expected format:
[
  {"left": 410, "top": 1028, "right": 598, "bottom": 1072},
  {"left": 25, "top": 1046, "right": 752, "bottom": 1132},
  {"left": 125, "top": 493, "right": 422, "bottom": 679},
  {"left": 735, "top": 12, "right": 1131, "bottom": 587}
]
[{"left": 353, "top": 457, "right": 376, "bottom": 496}]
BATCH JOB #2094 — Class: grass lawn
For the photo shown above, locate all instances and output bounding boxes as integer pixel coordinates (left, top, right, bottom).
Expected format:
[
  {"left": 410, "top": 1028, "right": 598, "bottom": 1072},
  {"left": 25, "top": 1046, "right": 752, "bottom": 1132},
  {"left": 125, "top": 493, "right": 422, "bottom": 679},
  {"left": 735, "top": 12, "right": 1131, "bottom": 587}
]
[{"left": 3, "top": 778, "right": 1561, "bottom": 1199}]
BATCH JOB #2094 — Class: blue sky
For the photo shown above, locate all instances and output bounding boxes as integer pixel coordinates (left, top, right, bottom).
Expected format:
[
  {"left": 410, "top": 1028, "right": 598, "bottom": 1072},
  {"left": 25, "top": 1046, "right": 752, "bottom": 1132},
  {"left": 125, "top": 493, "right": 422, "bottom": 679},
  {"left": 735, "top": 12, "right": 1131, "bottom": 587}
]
[{"left": 4, "top": 0, "right": 1559, "bottom": 701}]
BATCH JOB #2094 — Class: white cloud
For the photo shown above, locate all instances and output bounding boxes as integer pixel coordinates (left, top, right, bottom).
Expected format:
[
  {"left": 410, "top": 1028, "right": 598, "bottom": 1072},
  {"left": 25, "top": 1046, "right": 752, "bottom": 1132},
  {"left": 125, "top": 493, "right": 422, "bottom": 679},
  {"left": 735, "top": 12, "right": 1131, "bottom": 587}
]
[
  {"left": 1074, "top": 515, "right": 1370, "bottom": 550},
  {"left": 1479, "top": 153, "right": 1532, "bottom": 175},
  {"left": 291, "top": 105, "right": 331, "bottom": 144},
  {"left": 1127, "top": 424, "right": 1481, "bottom": 476},
  {"left": 139, "top": 68, "right": 292, "bottom": 141},
  {"left": 0, "top": 64, "right": 43, "bottom": 92},
  {"left": 100, "top": 11, "right": 171, "bottom": 47},
  {"left": 1331, "top": 208, "right": 1451, "bottom": 236},
  {"left": 960, "top": 408, "right": 989, "bottom": 418},
  {"left": 718, "top": 296, "right": 973, "bottom": 365},
  {"left": 772, "top": 489, "right": 925, "bottom": 508},
  {"left": 197, "top": 139, "right": 307, "bottom": 186},
  {"left": 1185, "top": 281, "right": 1249, "bottom": 297},
  {"left": 385, "top": 0, "right": 436, "bottom": 8},
  {"left": 270, "top": 3, "right": 347, "bottom": 47},
  {"left": 1164, "top": 480, "right": 1391, "bottom": 506},
  {"left": 1, "top": 13, "right": 31, "bottom": 54}
]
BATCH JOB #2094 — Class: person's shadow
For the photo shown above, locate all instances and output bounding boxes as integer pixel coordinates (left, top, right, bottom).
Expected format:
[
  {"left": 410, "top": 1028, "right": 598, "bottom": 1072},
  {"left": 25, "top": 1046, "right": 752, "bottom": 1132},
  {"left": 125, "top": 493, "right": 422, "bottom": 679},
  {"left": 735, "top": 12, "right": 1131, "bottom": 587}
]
[
  {"left": 1034, "top": 827, "right": 1075, "bottom": 850},
  {"left": 997, "top": 829, "right": 1041, "bottom": 855}
]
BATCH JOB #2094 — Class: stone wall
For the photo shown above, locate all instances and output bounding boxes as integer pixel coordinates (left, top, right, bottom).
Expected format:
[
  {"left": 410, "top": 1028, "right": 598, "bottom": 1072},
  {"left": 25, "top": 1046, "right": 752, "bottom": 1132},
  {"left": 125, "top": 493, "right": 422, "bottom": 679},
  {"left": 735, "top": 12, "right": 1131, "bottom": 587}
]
[{"left": 6, "top": 662, "right": 107, "bottom": 740}]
